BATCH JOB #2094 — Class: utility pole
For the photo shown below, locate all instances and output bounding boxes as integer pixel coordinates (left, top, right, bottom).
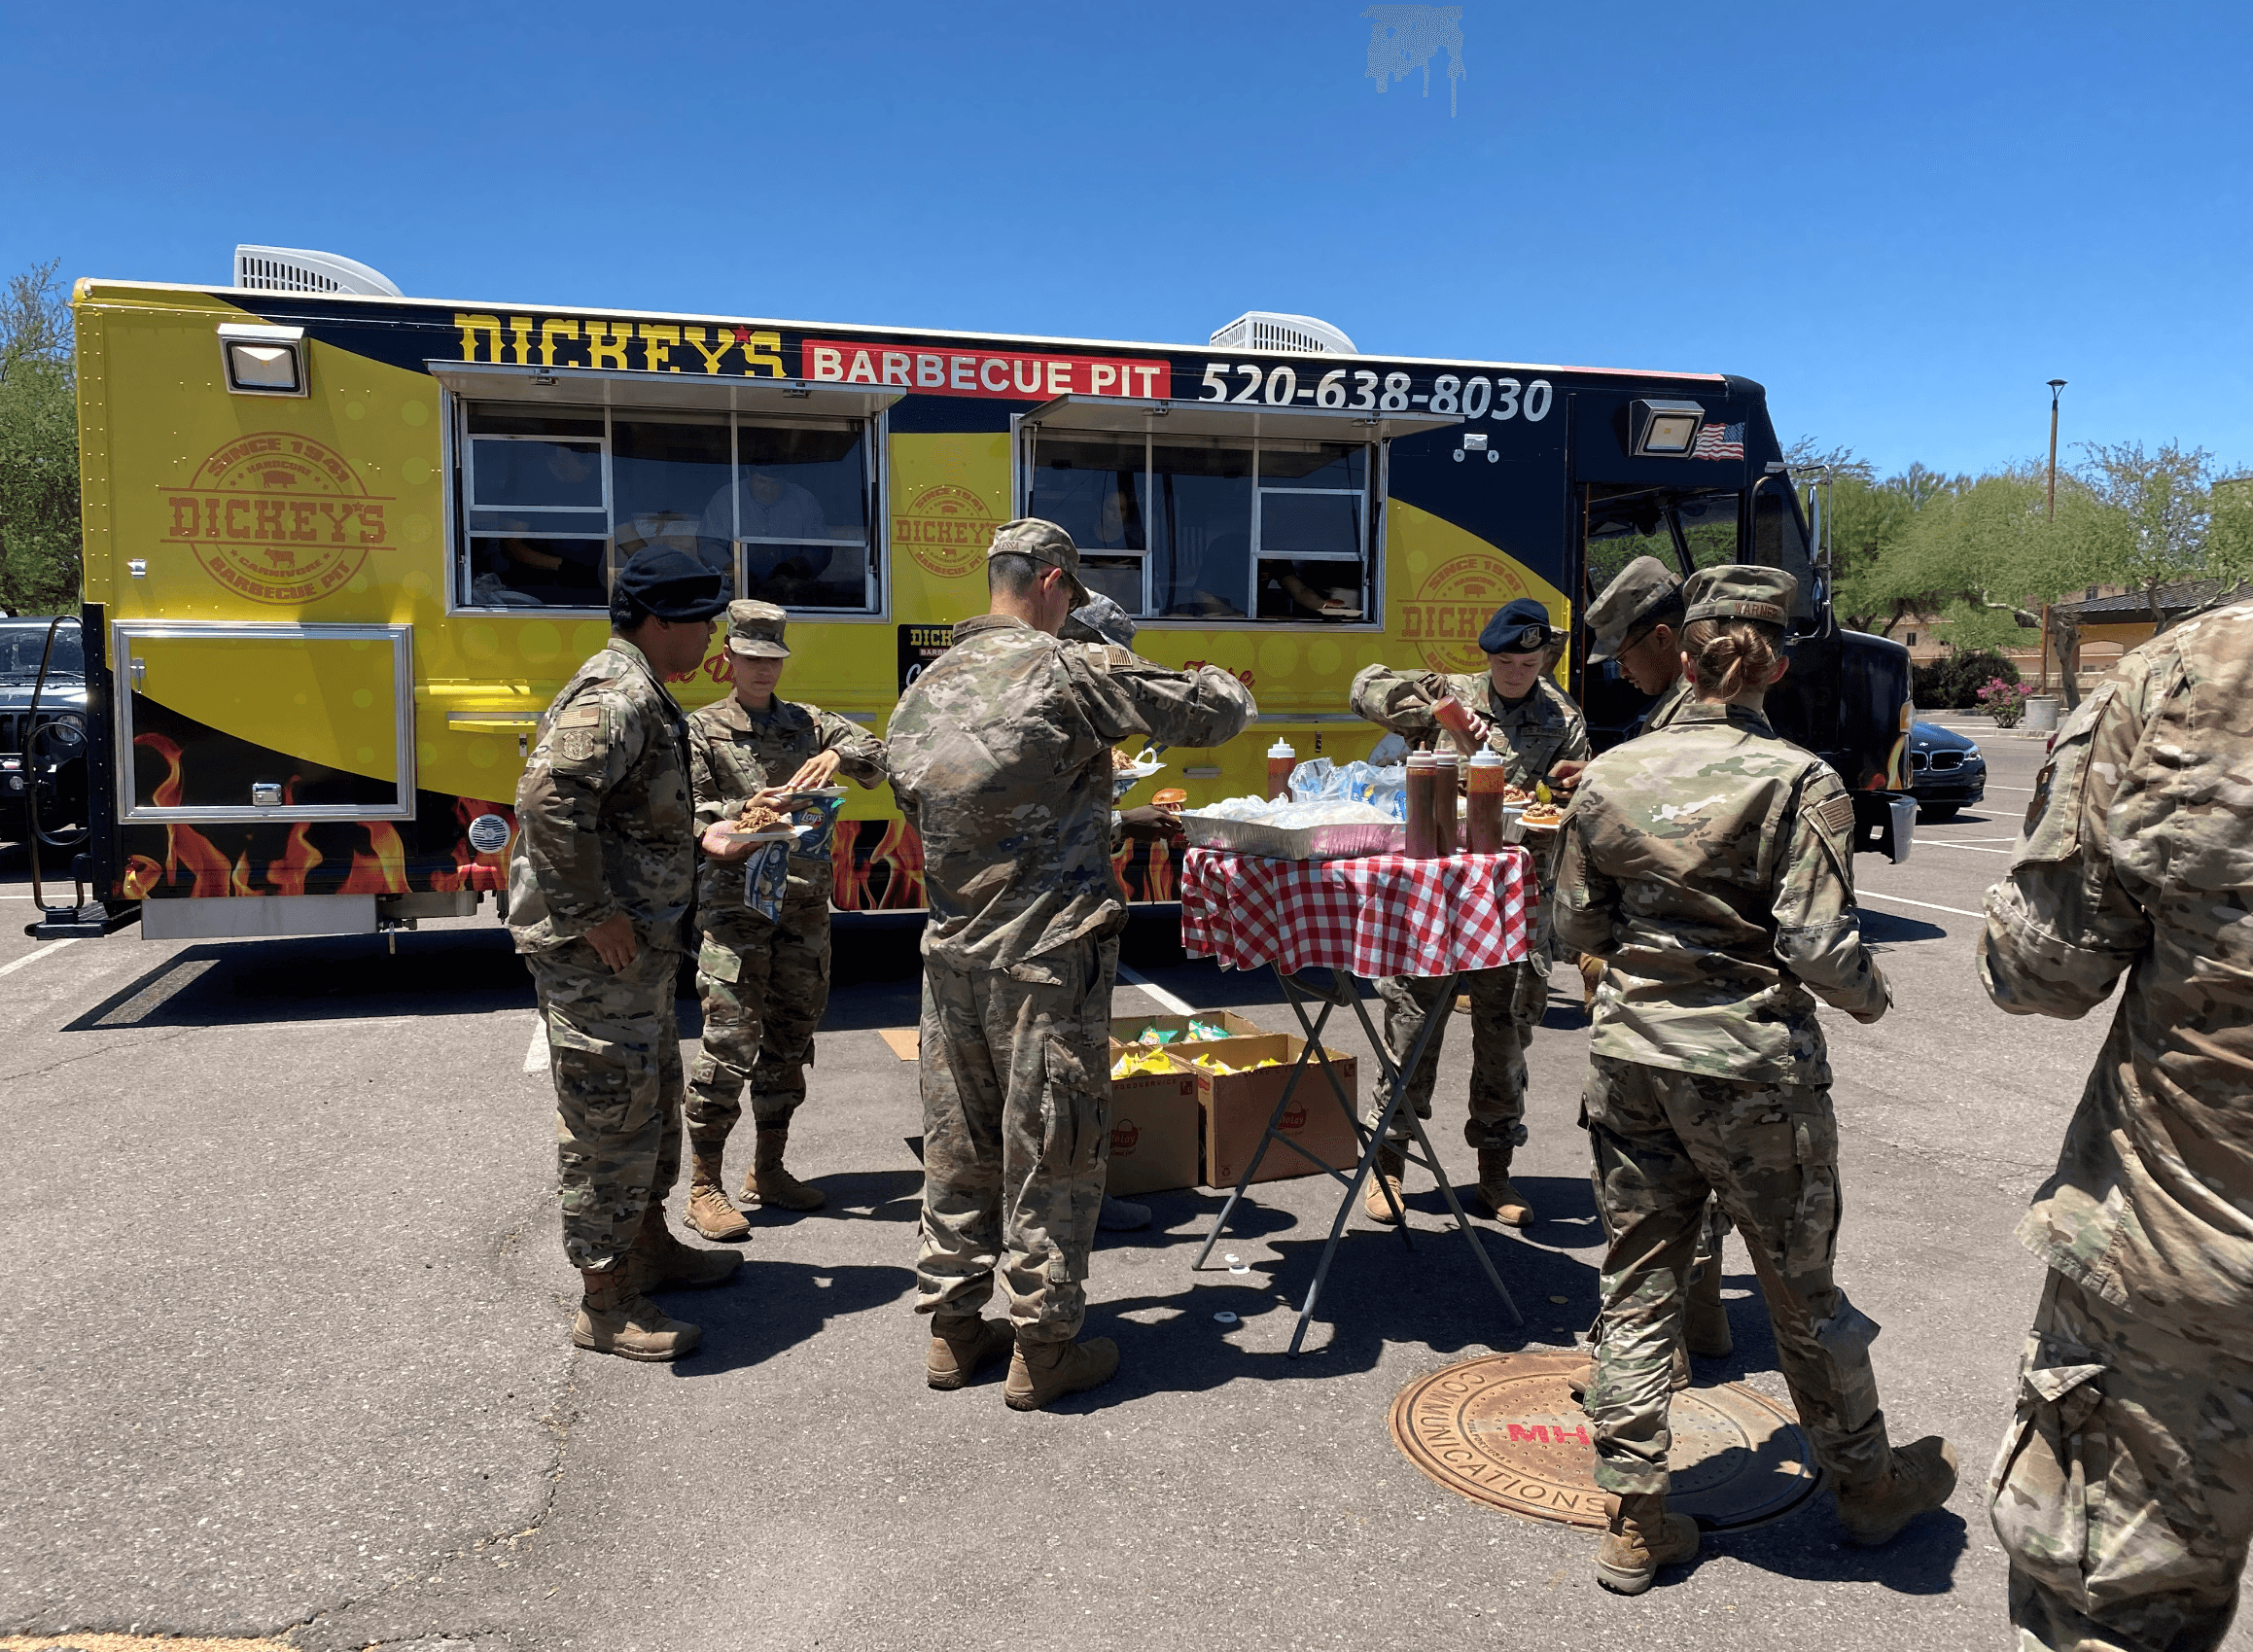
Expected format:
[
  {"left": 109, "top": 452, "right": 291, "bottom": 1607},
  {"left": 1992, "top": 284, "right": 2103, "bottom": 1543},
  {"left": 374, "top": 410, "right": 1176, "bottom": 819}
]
[{"left": 2041, "top": 379, "right": 2067, "bottom": 690}]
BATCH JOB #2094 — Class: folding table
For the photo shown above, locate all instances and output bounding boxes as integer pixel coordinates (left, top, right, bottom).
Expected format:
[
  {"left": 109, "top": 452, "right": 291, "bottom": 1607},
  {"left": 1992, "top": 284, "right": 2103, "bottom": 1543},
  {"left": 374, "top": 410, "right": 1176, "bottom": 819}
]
[{"left": 1177, "top": 845, "right": 1532, "bottom": 1354}]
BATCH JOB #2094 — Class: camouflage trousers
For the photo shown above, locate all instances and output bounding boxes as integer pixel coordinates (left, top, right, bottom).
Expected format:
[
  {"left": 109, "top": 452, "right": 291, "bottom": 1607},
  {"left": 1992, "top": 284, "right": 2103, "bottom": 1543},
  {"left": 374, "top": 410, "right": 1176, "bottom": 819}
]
[
  {"left": 1368, "top": 961, "right": 1542, "bottom": 1150},
  {"left": 685, "top": 899, "right": 831, "bottom": 1151},
  {"left": 914, "top": 934, "right": 1117, "bottom": 1345},
  {"left": 527, "top": 938, "right": 684, "bottom": 1274},
  {"left": 1991, "top": 1271, "right": 2253, "bottom": 1652},
  {"left": 1580, "top": 1053, "right": 1890, "bottom": 1495}
]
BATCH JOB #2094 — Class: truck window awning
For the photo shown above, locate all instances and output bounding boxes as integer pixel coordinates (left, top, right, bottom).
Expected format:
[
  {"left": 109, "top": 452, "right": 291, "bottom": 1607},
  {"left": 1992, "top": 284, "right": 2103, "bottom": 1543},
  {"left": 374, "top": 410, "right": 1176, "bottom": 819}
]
[
  {"left": 1016, "top": 394, "right": 1461, "bottom": 442},
  {"left": 425, "top": 362, "right": 904, "bottom": 419}
]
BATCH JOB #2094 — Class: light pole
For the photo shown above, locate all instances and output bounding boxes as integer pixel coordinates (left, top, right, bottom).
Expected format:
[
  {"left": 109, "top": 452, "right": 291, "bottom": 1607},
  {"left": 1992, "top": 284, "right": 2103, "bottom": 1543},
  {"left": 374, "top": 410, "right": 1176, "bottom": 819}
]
[{"left": 2040, "top": 380, "right": 2067, "bottom": 690}]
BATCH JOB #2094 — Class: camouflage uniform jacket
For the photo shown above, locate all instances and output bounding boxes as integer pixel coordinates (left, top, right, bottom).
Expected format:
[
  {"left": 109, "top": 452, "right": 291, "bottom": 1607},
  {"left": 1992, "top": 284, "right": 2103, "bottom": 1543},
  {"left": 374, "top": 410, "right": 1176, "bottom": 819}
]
[
  {"left": 1350, "top": 664, "right": 1590, "bottom": 790},
  {"left": 1554, "top": 698, "right": 1888, "bottom": 1085},
  {"left": 887, "top": 615, "right": 1256, "bottom": 971},
  {"left": 1639, "top": 676, "right": 1695, "bottom": 735},
  {"left": 1980, "top": 605, "right": 2253, "bottom": 1357},
  {"left": 687, "top": 694, "right": 887, "bottom": 913},
  {"left": 508, "top": 638, "right": 694, "bottom": 956}
]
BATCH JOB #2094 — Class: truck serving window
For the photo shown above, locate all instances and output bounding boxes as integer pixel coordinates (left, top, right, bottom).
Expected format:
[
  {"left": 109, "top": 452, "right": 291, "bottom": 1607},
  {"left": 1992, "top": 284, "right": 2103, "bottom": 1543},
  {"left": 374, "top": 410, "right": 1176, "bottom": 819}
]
[
  {"left": 456, "top": 402, "right": 878, "bottom": 615},
  {"left": 1026, "top": 431, "right": 1374, "bottom": 622}
]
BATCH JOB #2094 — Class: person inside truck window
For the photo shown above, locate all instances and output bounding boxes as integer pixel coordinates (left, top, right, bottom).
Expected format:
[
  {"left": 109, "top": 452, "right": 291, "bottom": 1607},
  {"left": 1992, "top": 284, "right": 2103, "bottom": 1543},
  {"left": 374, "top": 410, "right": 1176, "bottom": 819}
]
[
  {"left": 474, "top": 534, "right": 607, "bottom": 608},
  {"left": 1258, "top": 560, "right": 1361, "bottom": 618},
  {"left": 1159, "top": 530, "right": 1249, "bottom": 618},
  {"left": 702, "top": 469, "right": 832, "bottom": 600}
]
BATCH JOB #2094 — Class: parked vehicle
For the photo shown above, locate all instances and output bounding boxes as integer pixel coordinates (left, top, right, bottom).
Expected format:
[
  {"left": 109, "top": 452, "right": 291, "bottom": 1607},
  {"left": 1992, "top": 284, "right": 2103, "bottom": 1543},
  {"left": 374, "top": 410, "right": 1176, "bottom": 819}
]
[
  {"left": 0, "top": 616, "right": 89, "bottom": 846},
  {"left": 51, "top": 258, "right": 1915, "bottom": 941},
  {"left": 1907, "top": 720, "right": 1987, "bottom": 820}
]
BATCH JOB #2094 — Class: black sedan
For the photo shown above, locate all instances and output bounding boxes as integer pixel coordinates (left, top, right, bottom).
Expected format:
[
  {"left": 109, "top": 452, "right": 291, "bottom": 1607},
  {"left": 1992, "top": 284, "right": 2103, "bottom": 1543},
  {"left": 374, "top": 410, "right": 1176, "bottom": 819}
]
[{"left": 1907, "top": 721, "right": 1987, "bottom": 821}]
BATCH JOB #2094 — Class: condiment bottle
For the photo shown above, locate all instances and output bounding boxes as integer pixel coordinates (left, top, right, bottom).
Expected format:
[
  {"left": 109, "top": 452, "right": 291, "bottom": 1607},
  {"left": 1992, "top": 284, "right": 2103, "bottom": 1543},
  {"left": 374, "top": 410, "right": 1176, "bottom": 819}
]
[
  {"left": 1404, "top": 753, "right": 1438, "bottom": 859},
  {"left": 1430, "top": 693, "right": 1481, "bottom": 756},
  {"left": 1466, "top": 749, "right": 1507, "bottom": 854},
  {"left": 1430, "top": 752, "right": 1459, "bottom": 855},
  {"left": 1266, "top": 738, "right": 1295, "bottom": 801}
]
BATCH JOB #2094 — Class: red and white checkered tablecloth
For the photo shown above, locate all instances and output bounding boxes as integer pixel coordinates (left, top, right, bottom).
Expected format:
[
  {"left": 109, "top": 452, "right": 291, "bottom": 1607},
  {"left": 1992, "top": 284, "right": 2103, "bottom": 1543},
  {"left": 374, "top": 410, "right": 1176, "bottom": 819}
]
[{"left": 1179, "top": 847, "right": 1532, "bottom": 978}]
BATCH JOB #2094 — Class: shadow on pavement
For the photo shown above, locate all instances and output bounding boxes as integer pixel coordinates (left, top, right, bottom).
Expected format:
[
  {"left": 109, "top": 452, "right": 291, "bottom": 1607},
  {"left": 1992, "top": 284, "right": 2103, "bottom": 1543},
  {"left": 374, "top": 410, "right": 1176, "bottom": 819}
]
[
  {"left": 662, "top": 1258, "right": 915, "bottom": 1377},
  {"left": 1712, "top": 1502, "right": 1971, "bottom": 1595},
  {"left": 1860, "top": 908, "right": 1950, "bottom": 945},
  {"left": 61, "top": 928, "right": 534, "bottom": 1032}
]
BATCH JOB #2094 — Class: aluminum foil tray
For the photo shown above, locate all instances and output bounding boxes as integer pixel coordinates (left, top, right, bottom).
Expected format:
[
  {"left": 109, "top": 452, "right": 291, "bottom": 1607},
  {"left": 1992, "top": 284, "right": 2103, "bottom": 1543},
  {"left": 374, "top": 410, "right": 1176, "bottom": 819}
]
[{"left": 1181, "top": 815, "right": 1406, "bottom": 861}]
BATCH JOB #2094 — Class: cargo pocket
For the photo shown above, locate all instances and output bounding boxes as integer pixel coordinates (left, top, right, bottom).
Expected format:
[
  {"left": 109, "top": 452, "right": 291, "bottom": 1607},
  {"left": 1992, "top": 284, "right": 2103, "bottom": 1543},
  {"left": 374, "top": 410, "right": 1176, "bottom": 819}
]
[
  {"left": 1989, "top": 1337, "right": 2109, "bottom": 1605},
  {"left": 697, "top": 937, "right": 742, "bottom": 987}
]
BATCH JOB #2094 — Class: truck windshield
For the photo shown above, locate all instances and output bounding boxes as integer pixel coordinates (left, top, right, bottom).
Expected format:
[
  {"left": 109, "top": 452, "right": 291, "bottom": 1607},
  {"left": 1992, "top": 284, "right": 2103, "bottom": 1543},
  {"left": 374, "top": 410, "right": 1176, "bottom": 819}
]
[
  {"left": 0, "top": 625, "right": 83, "bottom": 679},
  {"left": 1582, "top": 484, "right": 1816, "bottom": 625}
]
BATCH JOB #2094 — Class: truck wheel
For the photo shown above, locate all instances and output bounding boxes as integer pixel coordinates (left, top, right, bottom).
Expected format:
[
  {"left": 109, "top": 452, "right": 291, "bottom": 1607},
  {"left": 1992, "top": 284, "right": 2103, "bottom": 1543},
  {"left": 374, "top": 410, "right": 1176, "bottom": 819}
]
[{"left": 1919, "top": 803, "right": 1959, "bottom": 823}]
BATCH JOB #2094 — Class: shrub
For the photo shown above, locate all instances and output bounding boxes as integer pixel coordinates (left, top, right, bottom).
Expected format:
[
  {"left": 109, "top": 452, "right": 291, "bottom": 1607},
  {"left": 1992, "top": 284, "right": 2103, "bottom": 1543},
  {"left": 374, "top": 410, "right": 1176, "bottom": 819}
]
[
  {"left": 1978, "top": 676, "right": 2028, "bottom": 728},
  {"left": 1913, "top": 648, "right": 2022, "bottom": 710}
]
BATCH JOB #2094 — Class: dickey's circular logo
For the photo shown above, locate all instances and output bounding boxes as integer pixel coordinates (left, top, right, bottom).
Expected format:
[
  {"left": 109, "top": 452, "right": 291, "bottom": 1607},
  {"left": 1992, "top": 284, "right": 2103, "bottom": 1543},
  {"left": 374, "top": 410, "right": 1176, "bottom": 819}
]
[
  {"left": 166, "top": 433, "right": 385, "bottom": 605},
  {"left": 895, "top": 483, "right": 996, "bottom": 579},
  {"left": 1400, "top": 553, "right": 1537, "bottom": 675}
]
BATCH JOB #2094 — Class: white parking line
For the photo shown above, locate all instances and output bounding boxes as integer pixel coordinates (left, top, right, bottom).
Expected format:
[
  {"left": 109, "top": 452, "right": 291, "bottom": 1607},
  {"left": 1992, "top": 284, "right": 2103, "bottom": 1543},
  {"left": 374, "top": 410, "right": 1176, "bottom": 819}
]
[
  {"left": 1118, "top": 964, "right": 1194, "bottom": 1016},
  {"left": 522, "top": 1015, "right": 548, "bottom": 1072},
  {"left": 1862, "top": 891, "right": 1986, "bottom": 920},
  {"left": 1919, "top": 840, "right": 2014, "bottom": 855},
  {"left": 0, "top": 938, "right": 73, "bottom": 977}
]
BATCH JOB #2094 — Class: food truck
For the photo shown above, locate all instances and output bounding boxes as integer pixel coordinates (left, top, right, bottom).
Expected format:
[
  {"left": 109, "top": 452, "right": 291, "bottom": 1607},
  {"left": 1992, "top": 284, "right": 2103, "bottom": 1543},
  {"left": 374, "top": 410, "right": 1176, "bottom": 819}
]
[{"left": 30, "top": 251, "right": 1912, "bottom": 941}]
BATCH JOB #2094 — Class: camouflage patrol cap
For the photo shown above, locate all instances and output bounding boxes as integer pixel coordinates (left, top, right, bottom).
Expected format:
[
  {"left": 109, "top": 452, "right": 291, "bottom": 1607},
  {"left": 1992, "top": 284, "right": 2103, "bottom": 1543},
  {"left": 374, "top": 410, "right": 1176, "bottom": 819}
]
[
  {"left": 988, "top": 517, "right": 1091, "bottom": 604},
  {"left": 1586, "top": 555, "right": 1686, "bottom": 664},
  {"left": 723, "top": 598, "right": 791, "bottom": 658},
  {"left": 1060, "top": 591, "right": 1138, "bottom": 647},
  {"left": 1682, "top": 564, "right": 1795, "bottom": 627}
]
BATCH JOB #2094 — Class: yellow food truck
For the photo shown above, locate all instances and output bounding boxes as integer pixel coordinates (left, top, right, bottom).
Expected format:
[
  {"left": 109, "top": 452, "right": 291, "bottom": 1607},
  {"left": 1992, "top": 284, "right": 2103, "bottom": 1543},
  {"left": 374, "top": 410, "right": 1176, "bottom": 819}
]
[{"left": 30, "top": 254, "right": 1910, "bottom": 941}]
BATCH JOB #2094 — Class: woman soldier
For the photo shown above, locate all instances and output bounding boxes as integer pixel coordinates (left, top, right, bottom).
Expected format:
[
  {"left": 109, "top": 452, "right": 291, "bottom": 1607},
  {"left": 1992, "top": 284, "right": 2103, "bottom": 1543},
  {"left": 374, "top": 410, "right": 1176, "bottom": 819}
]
[{"left": 1553, "top": 565, "right": 1955, "bottom": 1596}]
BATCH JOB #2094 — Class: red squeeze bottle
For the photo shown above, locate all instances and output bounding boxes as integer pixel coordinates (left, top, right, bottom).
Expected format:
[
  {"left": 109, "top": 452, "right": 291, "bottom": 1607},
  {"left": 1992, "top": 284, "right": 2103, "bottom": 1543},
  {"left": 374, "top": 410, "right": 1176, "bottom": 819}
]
[
  {"left": 1404, "top": 753, "right": 1439, "bottom": 859},
  {"left": 1430, "top": 752, "right": 1459, "bottom": 855},
  {"left": 1431, "top": 693, "right": 1480, "bottom": 754},
  {"left": 1266, "top": 738, "right": 1295, "bottom": 801},
  {"left": 1466, "top": 749, "right": 1507, "bottom": 853}
]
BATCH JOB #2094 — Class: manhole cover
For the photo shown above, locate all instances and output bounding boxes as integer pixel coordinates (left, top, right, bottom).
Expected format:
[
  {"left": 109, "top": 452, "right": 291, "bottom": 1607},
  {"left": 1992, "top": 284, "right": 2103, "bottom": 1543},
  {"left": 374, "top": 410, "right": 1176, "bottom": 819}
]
[{"left": 1389, "top": 1351, "right": 1821, "bottom": 1529}]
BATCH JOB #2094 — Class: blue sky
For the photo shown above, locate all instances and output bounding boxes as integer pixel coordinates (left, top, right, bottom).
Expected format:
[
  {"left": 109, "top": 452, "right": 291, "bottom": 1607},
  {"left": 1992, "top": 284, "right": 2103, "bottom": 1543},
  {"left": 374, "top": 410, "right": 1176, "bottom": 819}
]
[{"left": 4, "top": 1, "right": 2243, "bottom": 477}]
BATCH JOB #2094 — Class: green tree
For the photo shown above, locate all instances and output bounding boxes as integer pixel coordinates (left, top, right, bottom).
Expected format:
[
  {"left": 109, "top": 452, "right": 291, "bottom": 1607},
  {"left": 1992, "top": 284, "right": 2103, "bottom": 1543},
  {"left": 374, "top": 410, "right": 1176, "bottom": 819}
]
[
  {"left": 0, "top": 259, "right": 81, "bottom": 615},
  {"left": 2064, "top": 440, "right": 2252, "bottom": 633}
]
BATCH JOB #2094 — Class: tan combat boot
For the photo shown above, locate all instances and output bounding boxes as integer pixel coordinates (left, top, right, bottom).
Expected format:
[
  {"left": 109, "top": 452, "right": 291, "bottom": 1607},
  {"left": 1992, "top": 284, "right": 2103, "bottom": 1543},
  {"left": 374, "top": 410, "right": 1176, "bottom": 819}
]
[
  {"left": 1594, "top": 1493, "right": 1701, "bottom": 1595},
  {"left": 1684, "top": 1254, "right": 1732, "bottom": 1357},
  {"left": 1476, "top": 1147, "right": 1532, "bottom": 1226},
  {"left": 1363, "top": 1144, "right": 1407, "bottom": 1223},
  {"left": 686, "top": 1150, "right": 751, "bottom": 1242},
  {"left": 626, "top": 1198, "right": 742, "bottom": 1294},
  {"left": 572, "top": 1267, "right": 701, "bottom": 1362},
  {"left": 926, "top": 1316, "right": 1014, "bottom": 1390},
  {"left": 1835, "top": 1436, "right": 1958, "bottom": 1546},
  {"left": 1579, "top": 952, "right": 1604, "bottom": 1011},
  {"left": 743, "top": 1124, "right": 826, "bottom": 1212},
  {"left": 1003, "top": 1335, "right": 1120, "bottom": 1411}
]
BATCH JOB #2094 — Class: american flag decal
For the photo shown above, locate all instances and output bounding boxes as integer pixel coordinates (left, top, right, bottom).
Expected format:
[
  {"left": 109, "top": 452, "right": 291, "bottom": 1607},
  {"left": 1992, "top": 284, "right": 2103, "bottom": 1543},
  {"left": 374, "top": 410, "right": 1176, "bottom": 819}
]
[{"left": 1693, "top": 422, "right": 1745, "bottom": 460}]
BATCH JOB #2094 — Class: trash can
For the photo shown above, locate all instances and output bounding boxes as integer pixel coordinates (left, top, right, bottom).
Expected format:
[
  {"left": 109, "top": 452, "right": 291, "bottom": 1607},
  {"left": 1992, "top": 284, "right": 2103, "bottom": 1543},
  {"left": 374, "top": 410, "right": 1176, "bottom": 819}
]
[{"left": 2024, "top": 695, "right": 2059, "bottom": 733}]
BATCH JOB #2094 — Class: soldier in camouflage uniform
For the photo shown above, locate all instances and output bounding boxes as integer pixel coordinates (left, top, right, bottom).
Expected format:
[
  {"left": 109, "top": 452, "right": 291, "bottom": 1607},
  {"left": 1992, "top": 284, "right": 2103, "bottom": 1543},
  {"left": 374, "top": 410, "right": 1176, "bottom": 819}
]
[
  {"left": 1979, "top": 603, "right": 2253, "bottom": 1652},
  {"left": 1555, "top": 566, "right": 1955, "bottom": 1595},
  {"left": 681, "top": 600, "right": 888, "bottom": 1240},
  {"left": 510, "top": 548, "right": 743, "bottom": 1363},
  {"left": 1581, "top": 555, "right": 1735, "bottom": 1364},
  {"left": 1348, "top": 597, "right": 1591, "bottom": 1227},
  {"left": 887, "top": 520, "right": 1255, "bottom": 1411}
]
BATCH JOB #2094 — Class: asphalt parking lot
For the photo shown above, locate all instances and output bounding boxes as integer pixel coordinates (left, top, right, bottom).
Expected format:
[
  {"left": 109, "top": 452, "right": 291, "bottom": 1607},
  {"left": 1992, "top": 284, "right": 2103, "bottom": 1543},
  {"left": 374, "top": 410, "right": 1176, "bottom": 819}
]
[{"left": 0, "top": 719, "right": 2240, "bottom": 1652}]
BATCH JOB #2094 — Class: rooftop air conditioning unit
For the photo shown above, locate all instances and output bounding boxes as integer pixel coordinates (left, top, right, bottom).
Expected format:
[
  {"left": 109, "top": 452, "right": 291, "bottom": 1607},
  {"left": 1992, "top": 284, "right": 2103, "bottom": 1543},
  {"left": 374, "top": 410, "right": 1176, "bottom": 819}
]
[
  {"left": 232, "top": 245, "right": 403, "bottom": 298},
  {"left": 1208, "top": 311, "right": 1356, "bottom": 354}
]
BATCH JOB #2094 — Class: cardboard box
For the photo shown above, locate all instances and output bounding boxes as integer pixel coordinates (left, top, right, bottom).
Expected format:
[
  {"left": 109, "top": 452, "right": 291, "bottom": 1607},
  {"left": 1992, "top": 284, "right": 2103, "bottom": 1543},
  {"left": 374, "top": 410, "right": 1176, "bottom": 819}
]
[
  {"left": 1109, "top": 1009, "right": 1270, "bottom": 1048},
  {"left": 1104, "top": 1048, "right": 1204, "bottom": 1196},
  {"left": 1190, "top": 1033, "right": 1362, "bottom": 1188}
]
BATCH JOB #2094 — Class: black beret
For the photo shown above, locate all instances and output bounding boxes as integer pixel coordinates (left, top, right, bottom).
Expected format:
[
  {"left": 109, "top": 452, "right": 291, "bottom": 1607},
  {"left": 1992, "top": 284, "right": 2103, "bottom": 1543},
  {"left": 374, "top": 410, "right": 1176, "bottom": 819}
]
[
  {"left": 1479, "top": 597, "right": 1559, "bottom": 655},
  {"left": 611, "top": 547, "right": 729, "bottom": 620}
]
